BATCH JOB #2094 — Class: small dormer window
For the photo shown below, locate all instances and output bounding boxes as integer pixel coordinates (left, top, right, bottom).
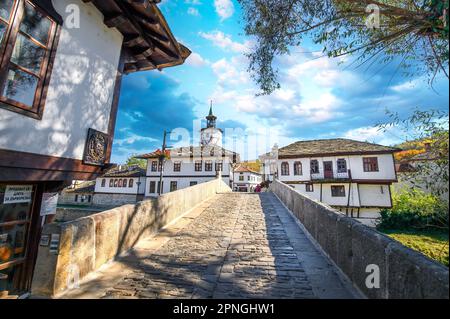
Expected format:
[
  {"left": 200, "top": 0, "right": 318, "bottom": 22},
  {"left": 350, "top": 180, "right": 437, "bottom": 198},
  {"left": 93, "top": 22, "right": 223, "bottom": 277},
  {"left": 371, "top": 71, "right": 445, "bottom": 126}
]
[{"left": 0, "top": 0, "right": 61, "bottom": 119}]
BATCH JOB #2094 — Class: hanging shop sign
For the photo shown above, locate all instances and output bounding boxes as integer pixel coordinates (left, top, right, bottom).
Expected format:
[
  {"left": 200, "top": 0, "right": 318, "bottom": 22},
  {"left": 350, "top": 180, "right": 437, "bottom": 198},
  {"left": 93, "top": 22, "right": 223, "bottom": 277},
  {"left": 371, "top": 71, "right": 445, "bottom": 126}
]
[{"left": 3, "top": 185, "right": 33, "bottom": 204}]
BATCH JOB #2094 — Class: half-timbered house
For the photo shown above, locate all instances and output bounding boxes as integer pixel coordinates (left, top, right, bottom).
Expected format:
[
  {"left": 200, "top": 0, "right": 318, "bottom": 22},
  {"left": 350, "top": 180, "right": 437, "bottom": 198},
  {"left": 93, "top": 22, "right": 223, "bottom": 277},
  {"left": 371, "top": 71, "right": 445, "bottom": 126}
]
[{"left": 0, "top": 0, "right": 189, "bottom": 297}]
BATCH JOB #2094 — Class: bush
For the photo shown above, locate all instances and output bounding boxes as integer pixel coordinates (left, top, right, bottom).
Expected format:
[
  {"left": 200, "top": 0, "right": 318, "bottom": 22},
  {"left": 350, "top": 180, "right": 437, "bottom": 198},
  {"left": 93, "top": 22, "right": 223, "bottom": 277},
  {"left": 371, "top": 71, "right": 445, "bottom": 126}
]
[{"left": 378, "top": 189, "right": 449, "bottom": 230}]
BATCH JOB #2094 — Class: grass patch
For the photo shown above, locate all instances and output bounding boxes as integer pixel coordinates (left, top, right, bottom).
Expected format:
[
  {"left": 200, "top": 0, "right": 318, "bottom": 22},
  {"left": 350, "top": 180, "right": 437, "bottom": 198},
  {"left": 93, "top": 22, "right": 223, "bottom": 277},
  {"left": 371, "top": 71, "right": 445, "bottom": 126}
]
[{"left": 380, "top": 229, "right": 449, "bottom": 267}]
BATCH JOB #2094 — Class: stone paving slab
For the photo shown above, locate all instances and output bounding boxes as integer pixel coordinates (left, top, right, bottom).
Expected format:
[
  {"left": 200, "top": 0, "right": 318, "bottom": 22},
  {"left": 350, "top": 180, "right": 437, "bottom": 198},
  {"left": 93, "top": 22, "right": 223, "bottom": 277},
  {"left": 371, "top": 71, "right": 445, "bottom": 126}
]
[{"left": 59, "top": 193, "right": 357, "bottom": 299}]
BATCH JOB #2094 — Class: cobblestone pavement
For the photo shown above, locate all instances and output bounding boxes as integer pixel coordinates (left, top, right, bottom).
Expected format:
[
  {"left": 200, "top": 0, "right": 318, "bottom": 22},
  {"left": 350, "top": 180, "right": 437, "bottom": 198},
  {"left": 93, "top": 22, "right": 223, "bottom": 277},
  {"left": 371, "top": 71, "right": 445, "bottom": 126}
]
[{"left": 100, "top": 193, "right": 355, "bottom": 299}]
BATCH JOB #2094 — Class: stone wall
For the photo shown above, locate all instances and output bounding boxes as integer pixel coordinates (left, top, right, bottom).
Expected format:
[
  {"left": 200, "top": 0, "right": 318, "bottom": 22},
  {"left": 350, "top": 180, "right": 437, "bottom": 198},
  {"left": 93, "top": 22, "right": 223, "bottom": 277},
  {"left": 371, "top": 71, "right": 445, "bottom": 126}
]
[
  {"left": 92, "top": 193, "right": 138, "bottom": 207},
  {"left": 31, "top": 178, "right": 231, "bottom": 298},
  {"left": 269, "top": 180, "right": 449, "bottom": 299}
]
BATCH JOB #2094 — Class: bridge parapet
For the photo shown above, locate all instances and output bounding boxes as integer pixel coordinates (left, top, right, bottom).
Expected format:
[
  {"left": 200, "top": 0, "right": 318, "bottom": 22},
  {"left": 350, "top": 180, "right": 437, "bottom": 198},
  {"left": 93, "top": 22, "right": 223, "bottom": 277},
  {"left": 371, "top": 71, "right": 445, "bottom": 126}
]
[
  {"left": 270, "top": 179, "right": 449, "bottom": 299},
  {"left": 31, "top": 178, "right": 231, "bottom": 298}
]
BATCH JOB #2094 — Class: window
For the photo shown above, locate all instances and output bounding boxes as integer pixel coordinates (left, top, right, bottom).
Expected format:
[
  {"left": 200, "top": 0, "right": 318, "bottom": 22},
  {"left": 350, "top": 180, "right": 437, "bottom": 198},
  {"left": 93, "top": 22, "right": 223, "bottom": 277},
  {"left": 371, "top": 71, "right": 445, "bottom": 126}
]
[
  {"left": 170, "top": 181, "right": 177, "bottom": 192},
  {"left": 363, "top": 157, "right": 379, "bottom": 172},
  {"left": 337, "top": 159, "right": 347, "bottom": 173},
  {"left": 331, "top": 185, "right": 346, "bottom": 197},
  {"left": 109, "top": 179, "right": 113, "bottom": 187},
  {"left": 123, "top": 179, "right": 127, "bottom": 188},
  {"left": 88, "top": 195, "right": 92, "bottom": 202},
  {"left": 118, "top": 179, "right": 122, "bottom": 187},
  {"left": 173, "top": 161, "right": 181, "bottom": 172},
  {"left": 149, "top": 181, "right": 156, "bottom": 194},
  {"left": 306, "top": 183, "right": 314, "bottom": 192},
  {"left": 0, "top": 0, "right": 61, "bottom": 119},
  {"left": 151, "top": 161, "right": 158, "bottom": 172},
  {"left": 205, "top": 160, "right": 213, "bottom": 172},
  {"left": 310, "top": 160, "right": 319, "bottom": 174},
  {"left": 239, "top": 175, "right": 244, "bottom": 181},
  {"left": 215, "top": 161, "right": 223, "bottom": 172},
  {"left": 74, "top": 194, "right": 78, "bottom": 202},
  {"left": 101, "top": 179, "right": 106, "bottom": 187},
  {"left": 281, "top": 162, "right": 290, "bottom": 176},
  {"left": 190, "top": 181, "right": 198, "bottom": 187},
  {"left": 195, "top": 161, "right": 202, "bottom": 172},
  {"left": 114, "top": 179, "right": 118, "bottom": 187},
  {"left": 294, "top": 161, "right": 302, "bottom": 176},
  {"left": 129, "top": 179, "right": 134, "bottom": 188},
  {"left": 380, "top": 185, "right": 384, "bottom": 194}
]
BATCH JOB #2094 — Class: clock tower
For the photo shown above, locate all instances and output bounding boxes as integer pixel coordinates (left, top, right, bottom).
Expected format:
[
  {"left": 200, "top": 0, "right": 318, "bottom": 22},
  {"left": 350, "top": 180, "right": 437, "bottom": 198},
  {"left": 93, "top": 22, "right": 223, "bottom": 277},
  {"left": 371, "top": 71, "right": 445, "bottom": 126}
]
[{"left": 201, "top": 103, "right": 223, "bottom": 147}]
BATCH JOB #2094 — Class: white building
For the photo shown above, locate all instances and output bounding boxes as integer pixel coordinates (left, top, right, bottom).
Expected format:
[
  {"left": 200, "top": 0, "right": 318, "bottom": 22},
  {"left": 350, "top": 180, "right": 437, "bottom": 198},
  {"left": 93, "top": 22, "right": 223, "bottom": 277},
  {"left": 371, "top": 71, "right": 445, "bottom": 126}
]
[
  {"left": 233, "top": 165, "right": 263, "bottom": 192},
  {"left": 262, "top": 139, "right": 400, "bottom": 226},
  {"left": 0, "top": 0, "right": 189, "bottom": 296},
  {"left": 93, "top": 166, "right": 147, "bottom": 206},
  {"left": 137, "top": 108, "right": 240, "bottom": 197}
]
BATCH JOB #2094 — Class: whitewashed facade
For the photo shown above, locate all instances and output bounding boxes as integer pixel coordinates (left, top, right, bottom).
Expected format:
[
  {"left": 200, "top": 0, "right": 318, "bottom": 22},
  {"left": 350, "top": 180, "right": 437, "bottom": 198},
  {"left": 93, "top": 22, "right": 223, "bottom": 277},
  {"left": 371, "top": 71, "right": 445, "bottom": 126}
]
[
  {"left": 0, "top": 0, "right": 189, "bottom": 295},
  {"left": 262, "top": 139, "right": 400, "bottom": 226},
  {"left": 233, "top": 166, "right": 262, "bottom": 192},
  {"left": 138, "top": 108, "right": 239, "bottom": 197}
]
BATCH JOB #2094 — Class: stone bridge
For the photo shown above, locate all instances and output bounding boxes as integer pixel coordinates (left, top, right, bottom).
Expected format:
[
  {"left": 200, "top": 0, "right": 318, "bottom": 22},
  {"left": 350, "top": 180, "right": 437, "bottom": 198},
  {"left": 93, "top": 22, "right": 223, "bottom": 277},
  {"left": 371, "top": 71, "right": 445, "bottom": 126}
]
[{"left": 31, "top": 179, "right": 448, "bottom": 299}]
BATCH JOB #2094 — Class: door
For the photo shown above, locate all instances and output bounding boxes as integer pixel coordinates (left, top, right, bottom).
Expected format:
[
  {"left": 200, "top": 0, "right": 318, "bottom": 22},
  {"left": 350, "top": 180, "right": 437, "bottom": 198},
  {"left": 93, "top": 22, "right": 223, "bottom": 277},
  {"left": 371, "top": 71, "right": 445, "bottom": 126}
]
[
  {"left": 324, "top": 161, "right": 334, "bottom": 179},
  {"left": 0, "top": 184, "right": 38, "bottom": 297}
]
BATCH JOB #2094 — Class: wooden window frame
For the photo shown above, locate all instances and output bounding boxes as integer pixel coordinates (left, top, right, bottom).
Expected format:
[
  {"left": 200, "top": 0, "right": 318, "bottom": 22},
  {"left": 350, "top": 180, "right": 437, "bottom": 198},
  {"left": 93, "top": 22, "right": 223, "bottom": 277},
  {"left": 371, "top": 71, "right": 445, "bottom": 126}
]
[
  {"left": 101, "top": 179, "right": 106, "bottom": 187},
  {"left": 215, "top": 161, "right": 223, "bottom": 172},
  {"left": 305, "top": 183, "right": 314, "bottom": 192},
  {"left": 170, "top": 181, "right": 177, "bottom": 192},
  {"left": 129, "top": 179, "right": 134, "bottom": 188},
  {"left": 331, "top": 185, "right": 346, "bottom": 197},
  {"left": 205, "top": 160, "right": 213, "bottom": 172},
  {"left": 151, "top": 161, "right": 158, "bottom": 172},
  {"left": 294, "top": 161, "right": 302, "bottom": 176},
  {"left": 281, "top": 162, "right": 289, "bottom": 176},
  {"left": 0, "top": 0, "right": 62, "bottom": 120},
  {"left": 149, "top": 181, "right": 156, "bottom": 194},
  {"left": 310, "top": 160, "right": 320, "bottom": 174},
  {"left": 122, "top": 179, "right": 127, "bottom": 188},
  {"left": 363, "top": 157, "right": 379, "bottom": 172},
  {"left": 109, "top": 179, "right": 113, "bottom": 187},
  {"left": 337, "top": 159, "right": 347, "bottom": 173},
  {"left": 195, "top": 161, "right": 202, "bottom": 172},
  {"left": 173, "top": 161, "right": 181, "bottom": 172}
]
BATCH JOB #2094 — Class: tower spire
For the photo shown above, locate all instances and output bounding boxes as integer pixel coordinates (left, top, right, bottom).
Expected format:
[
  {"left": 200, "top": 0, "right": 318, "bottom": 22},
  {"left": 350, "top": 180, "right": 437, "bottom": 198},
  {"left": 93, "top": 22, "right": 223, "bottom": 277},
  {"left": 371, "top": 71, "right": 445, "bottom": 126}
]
[
  {"left": 206, "top": 100, "right": 217, "bottom": 128},
  {"left": 209, "top": 100, "right": 213, "bottom": 116}
]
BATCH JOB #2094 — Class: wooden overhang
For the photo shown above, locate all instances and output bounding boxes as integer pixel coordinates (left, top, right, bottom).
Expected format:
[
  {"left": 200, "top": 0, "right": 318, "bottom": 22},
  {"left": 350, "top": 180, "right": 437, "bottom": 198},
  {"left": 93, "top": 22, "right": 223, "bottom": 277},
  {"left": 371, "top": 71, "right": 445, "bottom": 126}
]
[{"left": 82, "top": 0, "right": 191, "bottom": 74}]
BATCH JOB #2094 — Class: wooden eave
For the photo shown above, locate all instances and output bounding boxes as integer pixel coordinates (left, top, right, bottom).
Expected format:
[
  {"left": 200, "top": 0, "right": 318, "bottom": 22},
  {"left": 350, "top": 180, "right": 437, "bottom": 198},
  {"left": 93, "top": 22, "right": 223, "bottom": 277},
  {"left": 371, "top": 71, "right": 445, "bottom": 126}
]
[{"left": 82, "top": 0, "right": 191, "bottom": 74}]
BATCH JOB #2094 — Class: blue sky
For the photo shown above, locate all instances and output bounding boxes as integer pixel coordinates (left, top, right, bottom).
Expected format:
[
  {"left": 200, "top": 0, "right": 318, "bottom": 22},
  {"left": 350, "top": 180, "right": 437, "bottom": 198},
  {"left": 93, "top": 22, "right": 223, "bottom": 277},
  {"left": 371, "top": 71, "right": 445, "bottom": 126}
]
[{"left": 111, "top": 0, "right": 449, "bottom": 164}]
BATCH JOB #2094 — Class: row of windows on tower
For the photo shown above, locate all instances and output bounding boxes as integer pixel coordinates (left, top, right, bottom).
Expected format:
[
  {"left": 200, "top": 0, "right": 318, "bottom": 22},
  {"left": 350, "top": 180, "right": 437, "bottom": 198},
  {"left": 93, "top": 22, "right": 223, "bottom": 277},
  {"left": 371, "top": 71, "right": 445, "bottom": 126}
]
[
  {"left": 151, "top": 161, "right": 224, "bottom": 172},
  {"left": 280, "top": 158, "right": 379, "bottom": 176},
  {"left": 101, "top": 178, "right": 135, "bottom": 188}
]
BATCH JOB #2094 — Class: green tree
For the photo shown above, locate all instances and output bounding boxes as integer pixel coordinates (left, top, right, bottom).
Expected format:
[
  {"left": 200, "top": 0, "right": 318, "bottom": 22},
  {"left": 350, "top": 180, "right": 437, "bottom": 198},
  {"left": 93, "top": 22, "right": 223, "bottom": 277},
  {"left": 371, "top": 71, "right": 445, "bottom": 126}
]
[
  {"left": 238, "top": 0, "right": 449, "bottom": 94},
  {"left": 378, "top": 108, "right": 449, "bottom": 197},
  {"left": 126, "top": 154, "right": 147, "bottom": 169}
]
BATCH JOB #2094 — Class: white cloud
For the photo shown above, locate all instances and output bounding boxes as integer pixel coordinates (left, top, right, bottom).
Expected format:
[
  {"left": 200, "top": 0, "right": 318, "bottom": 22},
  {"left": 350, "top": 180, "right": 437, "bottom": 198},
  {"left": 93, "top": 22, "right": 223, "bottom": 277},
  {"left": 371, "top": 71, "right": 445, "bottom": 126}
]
[
  {"left": 214, "top": 0, "right": 234, "bottom": 21},
  {"left": 186, "top": 52, "right": 209, "bottom": 67},
  {"left": 187, "top": 7, "right": 200, "bottom": 16},
  {"left": 211, "top": 57, "right": 249, "bottom": 86},
  {"left": 344, "top": 126, "right": 403, "bottom": 145},
  {"left": 199, "top": 30, "right": 250, "bottom": 53},
  {"left": 185, "top": 0, "right": 202, "bottom": 4},
  {"left": 114, "top": 133, "right": 158, "bottom": 147},
  {"left": 391, "top": 79, "right": 421, "bottom": 92}
]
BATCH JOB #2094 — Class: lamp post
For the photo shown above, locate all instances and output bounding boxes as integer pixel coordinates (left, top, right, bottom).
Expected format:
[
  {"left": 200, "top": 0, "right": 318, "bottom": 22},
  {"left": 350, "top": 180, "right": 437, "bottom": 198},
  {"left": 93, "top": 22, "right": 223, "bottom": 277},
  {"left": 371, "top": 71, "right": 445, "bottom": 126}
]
[{"left": 158, "top": 130, "right": 172, "bottom": 196}]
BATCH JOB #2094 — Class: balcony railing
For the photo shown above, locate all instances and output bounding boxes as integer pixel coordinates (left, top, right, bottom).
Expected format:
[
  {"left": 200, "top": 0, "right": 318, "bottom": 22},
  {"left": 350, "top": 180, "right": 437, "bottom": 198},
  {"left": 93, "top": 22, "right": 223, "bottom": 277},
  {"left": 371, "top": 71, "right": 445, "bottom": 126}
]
[{"left": 311, "top": 172, "right": 349, "bottom": 180}]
